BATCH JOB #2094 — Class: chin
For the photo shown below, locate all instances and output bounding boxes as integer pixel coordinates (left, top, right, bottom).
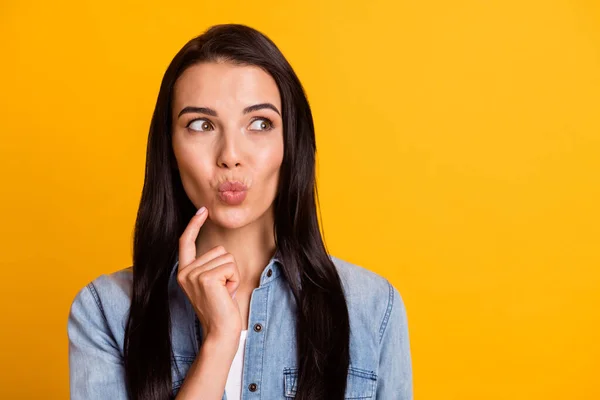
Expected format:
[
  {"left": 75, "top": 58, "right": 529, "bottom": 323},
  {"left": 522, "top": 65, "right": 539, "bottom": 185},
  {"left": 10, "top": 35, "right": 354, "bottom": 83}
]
[{"left": 209, "top": 205, "right": 255, "bottom": 229}]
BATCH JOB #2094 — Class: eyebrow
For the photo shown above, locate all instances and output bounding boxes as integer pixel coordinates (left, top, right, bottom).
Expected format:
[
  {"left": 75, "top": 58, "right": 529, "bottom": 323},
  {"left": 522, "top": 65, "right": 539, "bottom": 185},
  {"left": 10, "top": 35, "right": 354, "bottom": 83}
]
[
  {"left": 177, "top": 103, "right": 281, "bottom": 119},
  {"left": 243, "top": 103, "right": 281, "bottom": 116},
  {"left": 178, "top": 106, "right": 217, "bottom": 118}
]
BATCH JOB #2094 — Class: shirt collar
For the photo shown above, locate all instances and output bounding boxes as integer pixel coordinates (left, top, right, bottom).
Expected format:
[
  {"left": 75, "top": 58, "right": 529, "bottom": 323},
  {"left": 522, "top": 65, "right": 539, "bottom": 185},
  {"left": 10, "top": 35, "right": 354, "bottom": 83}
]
[{"left": 169, "top": 249, "right": 283, "bottom": 286}]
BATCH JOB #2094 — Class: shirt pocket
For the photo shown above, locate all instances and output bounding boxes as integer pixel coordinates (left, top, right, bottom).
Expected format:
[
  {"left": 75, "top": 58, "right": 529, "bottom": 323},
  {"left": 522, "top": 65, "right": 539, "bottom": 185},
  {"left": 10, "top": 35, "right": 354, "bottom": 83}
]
[{"left": 283, "top": 366, "right": 377, "bottom": 399}]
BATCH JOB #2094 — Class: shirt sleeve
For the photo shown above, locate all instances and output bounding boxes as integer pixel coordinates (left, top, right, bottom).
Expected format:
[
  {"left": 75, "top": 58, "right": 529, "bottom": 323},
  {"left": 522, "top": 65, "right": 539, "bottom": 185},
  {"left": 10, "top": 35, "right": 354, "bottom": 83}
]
[
  {"left": 376, "top": 280, "right": 413, "bottom": 399},
  {"left": 67, "top": 282, "right": 129, "bottom": 400}
]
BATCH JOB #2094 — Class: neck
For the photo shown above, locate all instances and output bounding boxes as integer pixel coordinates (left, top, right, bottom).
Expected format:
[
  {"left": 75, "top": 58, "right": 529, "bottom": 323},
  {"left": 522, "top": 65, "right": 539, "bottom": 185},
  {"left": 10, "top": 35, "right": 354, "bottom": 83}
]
[{"left": 194, "top": 208, "right": 277, "bottom": 289}]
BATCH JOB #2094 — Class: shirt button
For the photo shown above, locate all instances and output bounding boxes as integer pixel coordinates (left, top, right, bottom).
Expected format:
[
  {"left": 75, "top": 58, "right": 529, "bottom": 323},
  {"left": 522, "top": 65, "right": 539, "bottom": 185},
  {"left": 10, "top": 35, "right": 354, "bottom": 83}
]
[
  {"left": 249, "top": 383, "right": 258, "bottom": 392},
  {"left": 253, "top": 323, "right": 263, "bottom": 332},
  {"left": 267, "top": 269, "right": 272, "bottom": 277}
]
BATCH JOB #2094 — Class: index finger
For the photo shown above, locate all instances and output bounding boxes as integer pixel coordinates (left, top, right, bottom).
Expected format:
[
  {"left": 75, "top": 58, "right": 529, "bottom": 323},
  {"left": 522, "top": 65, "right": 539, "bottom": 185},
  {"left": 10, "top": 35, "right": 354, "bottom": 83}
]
[{"left": 178, "top": 206, "right": 208, "bottom": 270}]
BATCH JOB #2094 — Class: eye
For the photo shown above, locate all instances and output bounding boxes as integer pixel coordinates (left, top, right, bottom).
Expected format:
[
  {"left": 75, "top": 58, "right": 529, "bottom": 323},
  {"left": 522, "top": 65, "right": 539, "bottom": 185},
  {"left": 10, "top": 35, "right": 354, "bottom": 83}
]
[
  {"left": 187, "top": 118, "right": 214, "bottom": 132},
  {"left": 248, "top": 118, "right": 274, "bottom": 131}
]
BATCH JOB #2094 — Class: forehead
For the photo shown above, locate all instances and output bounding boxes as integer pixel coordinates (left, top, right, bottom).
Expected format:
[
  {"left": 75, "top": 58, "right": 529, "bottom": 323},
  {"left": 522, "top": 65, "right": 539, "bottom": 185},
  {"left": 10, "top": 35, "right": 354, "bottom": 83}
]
[{"left": 173, "top": 62, "right": 281, "bottom": 111}]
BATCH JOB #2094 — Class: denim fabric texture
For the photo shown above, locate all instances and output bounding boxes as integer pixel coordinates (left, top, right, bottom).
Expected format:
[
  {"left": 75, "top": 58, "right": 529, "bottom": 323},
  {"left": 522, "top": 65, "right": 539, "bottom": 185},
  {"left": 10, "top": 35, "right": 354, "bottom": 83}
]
[{"left": 68, "top": 254, "right": 413, "bottom": 399}]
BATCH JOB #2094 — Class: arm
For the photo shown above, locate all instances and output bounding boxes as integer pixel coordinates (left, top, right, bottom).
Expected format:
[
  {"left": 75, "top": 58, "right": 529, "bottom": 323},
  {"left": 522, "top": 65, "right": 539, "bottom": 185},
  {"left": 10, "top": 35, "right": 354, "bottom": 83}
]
[
  {"left": 376, "top": 281, "right": 413, "bottom": 400},
  {"left": 174, "top": 337, "right": 238, "bottom": 400},
  {"left": 67, "top": 283, "right": 128, "bottom": 400}
]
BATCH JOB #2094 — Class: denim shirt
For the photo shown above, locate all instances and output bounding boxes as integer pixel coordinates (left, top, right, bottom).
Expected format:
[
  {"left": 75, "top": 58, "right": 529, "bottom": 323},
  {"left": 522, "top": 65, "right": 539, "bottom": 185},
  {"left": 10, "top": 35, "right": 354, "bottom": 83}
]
[{"left": 67, "top": 254, "right": 413, "bottom": 399}]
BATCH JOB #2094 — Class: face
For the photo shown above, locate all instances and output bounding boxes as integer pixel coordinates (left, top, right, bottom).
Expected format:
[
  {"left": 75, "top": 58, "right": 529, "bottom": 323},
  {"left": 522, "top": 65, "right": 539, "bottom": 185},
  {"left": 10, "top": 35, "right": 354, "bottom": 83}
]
[{"left": 171, "top": 61, "right": 284, "bottom": 230}]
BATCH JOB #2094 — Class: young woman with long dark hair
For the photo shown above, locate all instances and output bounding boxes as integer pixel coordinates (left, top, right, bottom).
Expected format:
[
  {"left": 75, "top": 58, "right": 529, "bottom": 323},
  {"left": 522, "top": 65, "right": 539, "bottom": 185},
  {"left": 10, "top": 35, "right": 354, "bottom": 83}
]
[{"left": 67, "top": 24, "right": 412, "bottom": 400}]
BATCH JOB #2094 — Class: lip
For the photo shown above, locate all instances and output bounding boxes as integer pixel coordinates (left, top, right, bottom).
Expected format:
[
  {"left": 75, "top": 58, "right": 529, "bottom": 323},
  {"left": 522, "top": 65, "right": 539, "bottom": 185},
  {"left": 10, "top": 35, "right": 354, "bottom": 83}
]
[
  {"left": 218, "top": 181, "right": 248, "bottom": 192},
  {"left": 217, "top": 181, "right": 248, "bottom": 206}
]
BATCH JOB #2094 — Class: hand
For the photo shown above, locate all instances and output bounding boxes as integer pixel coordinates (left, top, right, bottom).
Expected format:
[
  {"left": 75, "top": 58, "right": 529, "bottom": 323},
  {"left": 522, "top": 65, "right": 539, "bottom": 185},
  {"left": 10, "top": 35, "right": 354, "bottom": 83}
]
[{"left": 177, "top": 207, "right": 242, "bottom": 345}]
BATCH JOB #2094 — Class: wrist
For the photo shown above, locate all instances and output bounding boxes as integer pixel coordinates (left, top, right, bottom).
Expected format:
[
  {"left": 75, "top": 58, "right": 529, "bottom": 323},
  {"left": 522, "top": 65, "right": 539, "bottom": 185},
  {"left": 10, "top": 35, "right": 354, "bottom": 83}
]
[{"left": 200, "top": 334, "right": 239, "bottom": 358}]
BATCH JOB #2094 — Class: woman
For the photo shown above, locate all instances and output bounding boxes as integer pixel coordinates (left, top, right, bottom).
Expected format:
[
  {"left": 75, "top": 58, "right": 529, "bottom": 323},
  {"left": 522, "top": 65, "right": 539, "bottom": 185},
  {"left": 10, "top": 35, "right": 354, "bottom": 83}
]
[{"left": 68, "top": 24, "right": 412, "bottom": 400}]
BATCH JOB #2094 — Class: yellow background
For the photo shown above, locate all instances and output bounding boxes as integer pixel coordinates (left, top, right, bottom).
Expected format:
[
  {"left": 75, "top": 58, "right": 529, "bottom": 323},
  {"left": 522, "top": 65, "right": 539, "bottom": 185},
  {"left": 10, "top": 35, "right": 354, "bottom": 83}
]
[{"left": 1, "top": 0, "right": 599, "bottom": 399}]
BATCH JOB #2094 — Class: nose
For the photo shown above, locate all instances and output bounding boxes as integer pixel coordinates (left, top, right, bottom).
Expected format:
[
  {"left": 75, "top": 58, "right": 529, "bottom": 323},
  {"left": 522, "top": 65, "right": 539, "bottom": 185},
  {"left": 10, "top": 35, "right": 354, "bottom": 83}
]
[{"left": 216, "top": 130, "right": 242, "bottom": 169}]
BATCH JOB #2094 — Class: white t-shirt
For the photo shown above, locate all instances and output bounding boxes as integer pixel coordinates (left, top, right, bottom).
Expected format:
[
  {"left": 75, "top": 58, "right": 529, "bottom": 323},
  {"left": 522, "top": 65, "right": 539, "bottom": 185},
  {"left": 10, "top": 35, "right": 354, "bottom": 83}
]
[{"left": 225, "top": 329, "right": 247, "bottom": 400}]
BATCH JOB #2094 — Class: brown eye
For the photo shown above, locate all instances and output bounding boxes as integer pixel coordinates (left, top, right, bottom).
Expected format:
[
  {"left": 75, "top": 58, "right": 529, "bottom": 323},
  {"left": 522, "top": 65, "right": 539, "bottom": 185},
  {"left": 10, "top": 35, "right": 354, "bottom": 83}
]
[
  {"left": 248, "top": 118, "right": 273, "bottom": 131},
  {"left": 187, "top": 119, "right": 213, "bottom": 132}
]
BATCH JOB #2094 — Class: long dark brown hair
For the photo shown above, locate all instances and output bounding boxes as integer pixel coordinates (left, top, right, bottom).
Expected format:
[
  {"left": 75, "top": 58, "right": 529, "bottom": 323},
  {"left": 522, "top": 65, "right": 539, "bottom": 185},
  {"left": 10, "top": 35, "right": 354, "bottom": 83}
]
[{"left": 124, "top": 24, "right": 350, "bottom": 399}]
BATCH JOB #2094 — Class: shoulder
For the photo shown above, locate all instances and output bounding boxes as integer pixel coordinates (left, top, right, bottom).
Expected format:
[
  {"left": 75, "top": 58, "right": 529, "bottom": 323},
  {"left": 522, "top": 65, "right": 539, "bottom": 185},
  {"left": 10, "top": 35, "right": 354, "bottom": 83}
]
[
  {"left": 330, "top": 255, "right": 389, "bottom": 294},
  {"left": 89, "top": 266, "right": 134, "bottom": 302},
  {"left": 70, "top": 267, "right": 134, "bottom": 313},
  {"left": 329, "top": 255, "right": 392, "bottom": 305},
  {"left": 68, "top": 266, "right": 134, "bottom": 348},
  {"left": 329, "top": 255, "right": 406, "bottom": 342}
]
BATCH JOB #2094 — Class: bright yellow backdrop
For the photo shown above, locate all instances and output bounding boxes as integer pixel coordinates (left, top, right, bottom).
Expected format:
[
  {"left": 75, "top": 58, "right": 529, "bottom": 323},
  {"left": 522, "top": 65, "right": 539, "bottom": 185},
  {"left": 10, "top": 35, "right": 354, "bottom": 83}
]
[{"left": 1, "top": 0, "right": 599, "bottom": 399}]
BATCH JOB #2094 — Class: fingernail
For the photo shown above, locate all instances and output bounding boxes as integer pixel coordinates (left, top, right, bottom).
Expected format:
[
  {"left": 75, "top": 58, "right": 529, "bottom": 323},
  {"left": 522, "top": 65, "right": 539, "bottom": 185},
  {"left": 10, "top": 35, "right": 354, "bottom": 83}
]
[
  {"left": 196, "top": 206, "right": 206, "bottom": 215},
  {"left": 232, "top": 289, "right": 237, "bottom": 299}
]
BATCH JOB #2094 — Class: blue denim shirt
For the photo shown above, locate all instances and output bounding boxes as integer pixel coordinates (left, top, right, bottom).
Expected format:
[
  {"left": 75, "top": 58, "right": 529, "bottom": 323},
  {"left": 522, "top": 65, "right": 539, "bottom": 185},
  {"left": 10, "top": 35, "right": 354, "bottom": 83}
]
[{"left": 67, "top": 254, "right": 413, "bottom": 399}]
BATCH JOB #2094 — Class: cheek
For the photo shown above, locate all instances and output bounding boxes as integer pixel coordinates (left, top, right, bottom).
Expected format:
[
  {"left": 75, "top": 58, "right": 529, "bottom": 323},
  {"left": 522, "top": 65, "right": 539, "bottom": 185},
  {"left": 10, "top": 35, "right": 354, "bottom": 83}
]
[
  {"left": 174, "top": 145, "right": 213, "bottom": 192},
  {"left": 257, "top": 144, "right": 284, "bottom": 181}
]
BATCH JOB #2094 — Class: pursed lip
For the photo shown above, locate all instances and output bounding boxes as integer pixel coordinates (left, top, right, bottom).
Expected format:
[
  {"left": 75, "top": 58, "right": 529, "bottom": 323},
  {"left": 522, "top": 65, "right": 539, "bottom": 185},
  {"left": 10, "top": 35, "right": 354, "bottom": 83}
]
[{"left": 218, "top": 181, "right": 248, "bottom": 192}]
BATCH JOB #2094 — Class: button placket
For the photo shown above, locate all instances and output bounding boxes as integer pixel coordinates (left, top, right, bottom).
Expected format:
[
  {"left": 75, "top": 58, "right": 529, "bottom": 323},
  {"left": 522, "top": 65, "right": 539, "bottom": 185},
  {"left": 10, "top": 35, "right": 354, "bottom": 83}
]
[{"left": 242, "top": 285, "right": 270, "bottom": 398}]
